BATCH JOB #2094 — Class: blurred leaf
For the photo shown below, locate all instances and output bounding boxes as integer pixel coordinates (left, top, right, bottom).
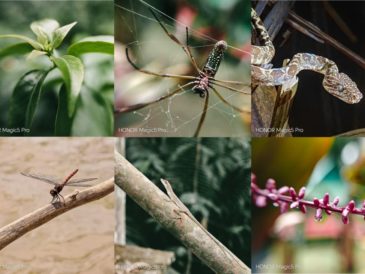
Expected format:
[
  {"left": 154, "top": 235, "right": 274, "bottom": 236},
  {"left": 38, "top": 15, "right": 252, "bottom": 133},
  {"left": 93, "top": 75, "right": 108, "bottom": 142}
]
[
  {"left": 54, "top": 84, "right": 72, "bottom": 136},
  {"left": 0, "top": 43, "right": 33, "bottom": 58},
  {"left": 252, "top": 138, "right": 334, "bottom": 187},
  {"left": 26, "top": 49, "right": 47, "bottom": 60},
  {"left": 8, "top": 69, "right": 48, "bottom": 130},
  {"left": 51, "top": 55, "right": 84, "bottom": 116},
  {"left": 0, "top": 34, "right": 43, "bottom": 50},
  {"left": 52, "top": 21, "right": 77, "bottom": 49},
  {"left": 30, "top": 19, "right": 59, "bottom": 43},
  {"left": 67, "top": 35, "right": 114, "bottom": 56},
  {"left": 71, "top": 86, "right": 113, "bottom": 136}
]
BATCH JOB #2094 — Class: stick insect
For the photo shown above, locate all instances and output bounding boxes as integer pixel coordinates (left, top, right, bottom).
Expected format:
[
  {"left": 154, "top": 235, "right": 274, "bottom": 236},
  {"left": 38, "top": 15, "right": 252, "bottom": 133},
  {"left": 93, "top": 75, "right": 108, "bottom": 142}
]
[{"left": 117, "top": 7, "right": 250, "bottom": 137}]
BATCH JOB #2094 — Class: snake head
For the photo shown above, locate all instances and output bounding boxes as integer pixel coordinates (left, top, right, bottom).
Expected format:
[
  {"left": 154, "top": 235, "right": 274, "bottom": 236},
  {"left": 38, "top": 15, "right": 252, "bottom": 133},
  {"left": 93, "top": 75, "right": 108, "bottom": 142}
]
[{"left": 323, "top": 73, "right": 363, "bottom": 104}]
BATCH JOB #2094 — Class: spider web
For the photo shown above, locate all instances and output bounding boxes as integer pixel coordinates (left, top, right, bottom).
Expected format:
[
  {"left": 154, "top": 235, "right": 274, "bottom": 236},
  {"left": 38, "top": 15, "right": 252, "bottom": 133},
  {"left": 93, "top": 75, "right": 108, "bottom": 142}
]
[{"left": 115, "top": 0, "right": 251, "bottom": 137}]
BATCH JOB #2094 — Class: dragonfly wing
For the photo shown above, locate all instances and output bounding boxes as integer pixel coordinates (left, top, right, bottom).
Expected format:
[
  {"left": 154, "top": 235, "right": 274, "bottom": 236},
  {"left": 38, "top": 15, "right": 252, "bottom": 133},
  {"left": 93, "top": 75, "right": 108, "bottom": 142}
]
[
  {"left": 66, "top": 177, "right": 98, "bottom": 187},
  {"left": 21, "top": 172, "right": 60, "bottom": 185}
]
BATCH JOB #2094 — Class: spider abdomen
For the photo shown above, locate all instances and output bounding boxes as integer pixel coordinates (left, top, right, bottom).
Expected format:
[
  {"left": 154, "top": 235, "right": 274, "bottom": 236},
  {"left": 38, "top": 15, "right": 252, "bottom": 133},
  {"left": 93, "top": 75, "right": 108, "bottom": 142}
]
[{"left": 202, "top": 40, "right": 227, "bottom": 78}]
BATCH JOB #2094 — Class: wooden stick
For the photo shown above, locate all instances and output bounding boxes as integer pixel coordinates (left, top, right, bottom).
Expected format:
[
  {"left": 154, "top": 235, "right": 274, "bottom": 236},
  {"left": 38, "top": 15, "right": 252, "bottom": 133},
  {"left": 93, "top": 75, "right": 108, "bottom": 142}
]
[
  {"left": 115, "top": 151, "right": 250, "bottom": 274},
  {"left": 0, "top": 178, "right": 114, "bottom": 250}
]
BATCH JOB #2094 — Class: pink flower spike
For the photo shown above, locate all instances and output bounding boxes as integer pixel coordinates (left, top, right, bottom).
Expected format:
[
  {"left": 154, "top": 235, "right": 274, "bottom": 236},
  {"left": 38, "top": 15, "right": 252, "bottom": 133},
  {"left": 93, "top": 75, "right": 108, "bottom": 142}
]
[
  {"left": 266, "top": 178, "right": 276, "bottom": 191},
  {"left": 289, "top": 187, "right": 297, "bottom": 200},
  {"left": 298, "top": 187, "right": 306, "bottom": 199},
  {"left": 315, "top": 208, "right": 323, "bottom": 221},
  {"left": 323, "top": 193, "right": 330, "bottom": 205}
]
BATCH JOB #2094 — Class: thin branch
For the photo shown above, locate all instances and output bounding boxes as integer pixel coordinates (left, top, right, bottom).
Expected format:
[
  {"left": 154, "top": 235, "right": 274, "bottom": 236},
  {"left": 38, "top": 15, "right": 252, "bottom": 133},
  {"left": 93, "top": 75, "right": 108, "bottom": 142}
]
[
  {"left": 287, "top": 11, "right": 365, "bottom": 70},
  {"left": 115, "top": 151, "right": 250, "bottom": 274},
  {"left": 0, "top": 178, "right": 114, "bottom": 250}
]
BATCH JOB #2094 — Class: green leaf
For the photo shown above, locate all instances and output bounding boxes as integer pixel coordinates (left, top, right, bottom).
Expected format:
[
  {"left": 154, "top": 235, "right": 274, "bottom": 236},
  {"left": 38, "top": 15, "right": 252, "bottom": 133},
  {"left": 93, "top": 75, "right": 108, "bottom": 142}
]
[
  {"left": 67, "top": 36, "right": 114, "bottom": 56},
  {"left": 52, "top": 22, "right": 77, "bottom": 49},
  {"left": 54, "top": 84, "right": 73, "bottom": 136},
  {"left": 8, "top": 70, "right": 49, "bottom": 130},
  {"left": 51, "top": 55, "right": 84, "bottom": 116},
  {"left": 0, "top": 34, "right": 43, "bottom": 50},
  {"left": 31, "top": 19, "right": 60, "bottom": 43},
  {"left": 0, "top": 43, "right": 33, "bottom": 58},
  {"left": 26, "top": 49, "right": 47, "bottom": 60},
  {"left": 71, "top": 86, "right": 113, "bottom": 136}
]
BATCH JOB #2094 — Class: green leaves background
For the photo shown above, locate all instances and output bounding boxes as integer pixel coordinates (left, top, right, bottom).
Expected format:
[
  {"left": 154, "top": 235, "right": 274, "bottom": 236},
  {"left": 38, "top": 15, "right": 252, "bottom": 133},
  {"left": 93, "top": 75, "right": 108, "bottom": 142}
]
[{"left": 0, "top": 0, "right": 114, "bottom": 136}]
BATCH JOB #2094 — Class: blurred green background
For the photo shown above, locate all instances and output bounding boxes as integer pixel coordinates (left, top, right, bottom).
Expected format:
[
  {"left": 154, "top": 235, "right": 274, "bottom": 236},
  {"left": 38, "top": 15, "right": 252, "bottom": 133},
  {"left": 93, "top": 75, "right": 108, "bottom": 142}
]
[
  {"left": 125, "top": 138, "right": 251, "bottom": 273},
  {"left": 0, "top": 0, "right": 114, "bottom": 136},
  {"left": 115, "top": 0, "right": 251, "bottom": 137},
  {"left": 252, "top": 138, "right": 365, "bottom": 273}
]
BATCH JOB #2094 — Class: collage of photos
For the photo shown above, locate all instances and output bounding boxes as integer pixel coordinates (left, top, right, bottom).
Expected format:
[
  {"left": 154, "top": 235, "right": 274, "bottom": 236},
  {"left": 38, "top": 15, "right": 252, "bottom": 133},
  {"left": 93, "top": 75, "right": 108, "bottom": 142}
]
[{"left": 0, "top": 0, "right": 364, "bottom": 274}]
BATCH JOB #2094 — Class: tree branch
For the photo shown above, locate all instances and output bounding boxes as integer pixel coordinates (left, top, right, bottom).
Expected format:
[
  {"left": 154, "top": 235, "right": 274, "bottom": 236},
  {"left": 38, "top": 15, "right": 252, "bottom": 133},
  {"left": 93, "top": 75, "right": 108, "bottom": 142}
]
[
  {"left": 0, "top": 178, "right": 114, "bottom": 250},
  {"left": 115, "top": 151, "right": 250, "bottom": 274}
]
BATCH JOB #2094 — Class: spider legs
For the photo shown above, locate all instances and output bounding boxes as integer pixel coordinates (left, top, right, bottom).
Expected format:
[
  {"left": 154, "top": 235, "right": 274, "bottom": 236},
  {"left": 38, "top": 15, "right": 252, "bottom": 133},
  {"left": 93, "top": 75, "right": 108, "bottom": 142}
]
[
  {"left": 193, "top": 91, "right": 209, "bottom": 137},
  {"left": 148, "top": 8, "right": 201, "bottom": 74},
  {"left": 210, "top": 86, "right": 249, "bottom": 113},
  {"left": 125, "top": 47, "right": 195, "bottom": 80},
  {"left": 117, "top": 82, "right": 195, "bottom": 113},
  {"left": 210, "top": 80, "right": 250, "bottom": 94}
]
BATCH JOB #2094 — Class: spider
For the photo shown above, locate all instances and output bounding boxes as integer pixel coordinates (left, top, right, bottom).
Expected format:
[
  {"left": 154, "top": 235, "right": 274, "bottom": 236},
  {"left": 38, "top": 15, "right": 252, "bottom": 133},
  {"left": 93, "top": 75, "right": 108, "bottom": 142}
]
[{"left": 118, "top": 8, "right": 250, "bottom": 137}]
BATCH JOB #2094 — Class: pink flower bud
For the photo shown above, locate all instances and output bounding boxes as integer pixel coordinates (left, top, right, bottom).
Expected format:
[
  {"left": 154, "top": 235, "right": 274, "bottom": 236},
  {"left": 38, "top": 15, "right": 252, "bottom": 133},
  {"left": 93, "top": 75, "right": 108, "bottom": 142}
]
[
  {"left": 315, "top": 208, "right": 323, "bottom": 221},
  {"left": 298, "top": 187, "right": 306, "bottom": 199},
  {"left": 289, "top": 187, "right": 297, "bottom": 200},
  {"left": 347, "top": 200, "right": 355, "bottom": 211},
  {"left": 290, "top": 201, "right": 299, "bottom": 209},
  {"left": 333, "top": 197, "right": 340, "bottom": 206},
  {"left": 251, "top": 182, "right": 258, "bottom": 191},
  {"left": 342, "top": 208, "right": 350, "bottom": 224},
  {"left": 266, "top": 178, "right": 276, "bottom": 191},
  {"left": 251, "top": 173, "right": 257, "bottom": 184},
  {"left": 280, "top": 202, "right": 289, "bottom": 214},
  {"left": 255, "top": 196, "right": 267, "bottom": 207},
  {"left": 278, "top": 186, "right": 289, "bottom": 194},
  {"left": 323, "top": 193, "right": 329, "bottom": 205},
  {"left": 313, "top": 198, "right": 320, "bottom": 206},
  {"left": 299, "top": 203, "right": 307, "bottom": 214}
]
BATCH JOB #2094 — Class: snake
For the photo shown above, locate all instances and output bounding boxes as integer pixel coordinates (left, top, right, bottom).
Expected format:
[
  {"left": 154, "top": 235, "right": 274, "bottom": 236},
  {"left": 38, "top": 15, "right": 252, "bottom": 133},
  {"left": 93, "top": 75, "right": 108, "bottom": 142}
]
[{"left": 251, "top": 8, "right": 363, "bottom": 104}]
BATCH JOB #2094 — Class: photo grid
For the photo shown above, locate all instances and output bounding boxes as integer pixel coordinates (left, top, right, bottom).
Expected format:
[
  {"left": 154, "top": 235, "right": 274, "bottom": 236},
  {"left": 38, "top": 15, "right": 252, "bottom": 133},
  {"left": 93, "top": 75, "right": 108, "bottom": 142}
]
[{"left": 0, "top": 0, "right": 364, "bottom": 273}]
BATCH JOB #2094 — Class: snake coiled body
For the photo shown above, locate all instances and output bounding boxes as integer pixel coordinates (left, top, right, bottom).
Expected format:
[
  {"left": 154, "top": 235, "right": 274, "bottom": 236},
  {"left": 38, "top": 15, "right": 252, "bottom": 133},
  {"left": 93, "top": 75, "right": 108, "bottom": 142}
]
[{"left": 251, "top": 8, "right": 362, "bottom": 104}]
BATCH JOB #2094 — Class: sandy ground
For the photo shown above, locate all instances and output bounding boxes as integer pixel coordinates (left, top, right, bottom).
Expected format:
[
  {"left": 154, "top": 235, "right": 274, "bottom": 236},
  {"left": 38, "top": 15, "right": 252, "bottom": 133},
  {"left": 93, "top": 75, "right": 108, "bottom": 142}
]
[{"left": 0, "top": 137, "right": 115, "bottom": 274}]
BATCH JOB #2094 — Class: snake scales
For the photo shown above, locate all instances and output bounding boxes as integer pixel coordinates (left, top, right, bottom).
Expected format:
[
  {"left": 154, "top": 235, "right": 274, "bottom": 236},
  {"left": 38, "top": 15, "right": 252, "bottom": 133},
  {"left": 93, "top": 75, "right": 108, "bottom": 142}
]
[{"left": 251, "top": 8, "right": 363, "bottom": 104}]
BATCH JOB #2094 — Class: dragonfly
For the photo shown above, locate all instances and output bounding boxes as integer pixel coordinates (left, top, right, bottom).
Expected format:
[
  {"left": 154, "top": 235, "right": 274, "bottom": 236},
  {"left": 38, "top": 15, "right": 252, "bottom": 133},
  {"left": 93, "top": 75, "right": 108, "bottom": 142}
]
[
  {"left": 21, "top": 169, "right": 97, "bottom": 203},
  {"left": 117, "top": 7, "right": 250, "bottom": 137}
]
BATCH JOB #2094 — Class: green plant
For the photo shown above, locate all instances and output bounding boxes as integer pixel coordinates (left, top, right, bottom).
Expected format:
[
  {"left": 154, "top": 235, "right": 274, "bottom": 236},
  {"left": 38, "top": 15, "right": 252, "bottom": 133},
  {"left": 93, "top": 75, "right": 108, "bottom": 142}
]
[{"left": 0, "top": 19, "right": 114, "bottom": 136}]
